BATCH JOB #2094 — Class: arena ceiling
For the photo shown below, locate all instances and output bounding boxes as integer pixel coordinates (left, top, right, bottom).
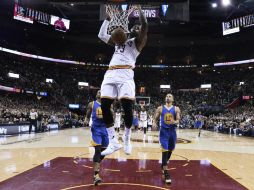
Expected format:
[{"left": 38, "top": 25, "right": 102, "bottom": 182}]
[
  {"left": 12, "top": 0, "right": 254, "bottom": 24},
  {"left": 1, "top": 0, "right": 254, "bottom": 65}
]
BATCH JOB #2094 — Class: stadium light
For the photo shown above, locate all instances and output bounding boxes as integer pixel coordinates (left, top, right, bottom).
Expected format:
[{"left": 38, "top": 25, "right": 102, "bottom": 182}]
[
  {"left": 78, "top": 82, "right": 89, "bottom": 87},
  {"left": 162, "top": 4, "right": 169, "bottom": 16},
  {"left": 201, "top": 84, "right": 212, "bottom": 89},
  {"left": 69, "top": 104, "right": 80, "bottom": 109},
  {"left": 160, "top": 85, "right": 171, "bottom": 89},
  {"left": 212, "top": 3, "right": 218, "bottom": 8},
  {"left": 239, "top": 82, "right": 245, "bottom": 85},
  {"left": 46, "top": 78, "right": 53, "bottom": 83},
  {"left": 222, "top": 0, "right": 231, "bottom": 7},
  {"left": 121, "top": 4, "right": 128, "bottom": 11},
  {"left": 8, "top": 72, "right": 19, "bottom": 79}
]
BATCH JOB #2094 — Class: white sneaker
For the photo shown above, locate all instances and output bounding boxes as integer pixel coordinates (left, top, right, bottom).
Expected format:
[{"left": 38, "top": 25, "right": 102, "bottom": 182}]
[
  {"left": 123, "top": 134, "right": 132, "bottom": 155},
  {"left": 143, "top": 134, "right": 146, "bottom": 141},
  {"left": 101, "top": 141, "right": 122, "bottom": 156}
]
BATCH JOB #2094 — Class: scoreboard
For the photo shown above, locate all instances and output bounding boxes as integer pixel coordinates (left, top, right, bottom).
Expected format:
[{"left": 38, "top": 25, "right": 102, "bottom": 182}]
[
  {"left": 222, "top": 13, "right": 254, "bottom": 36},
  {"left": 14, "top": 3, "right": 50, "bottom": 25},
  {"left": 13, "top": 3, "right": 70, "bottom": 32}
]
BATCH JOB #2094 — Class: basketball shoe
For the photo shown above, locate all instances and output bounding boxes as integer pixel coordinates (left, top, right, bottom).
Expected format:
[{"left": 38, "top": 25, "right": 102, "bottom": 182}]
[
  {"left": 101, "top": 138, "right": 122, "bottom": 156},
  {"left": 122, "top": 132, "right": 132, "bottom": 155},
  {"left": 101, "top": 127, "right": 122, "bottom": 156},
  {"left": 163, "top": 170, "right": 172, "bottom": 184},
  {"left": 94, "top": 174, "right": 102, "bottom": 186}
]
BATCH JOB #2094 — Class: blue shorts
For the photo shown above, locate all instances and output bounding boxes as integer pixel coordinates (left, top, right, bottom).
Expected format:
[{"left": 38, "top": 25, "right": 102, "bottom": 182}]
[
  {"left": 159, "top": 127, "right": 177, "bottom": 152},
  {"left": 132, "top": 118, "right": 139, "bottom": 126},
  {"left": 90, "top": 126, "right": 109, "bottom": 148},
  {"left": 195, "top": 121, "right": 202, "bottom": 129}
]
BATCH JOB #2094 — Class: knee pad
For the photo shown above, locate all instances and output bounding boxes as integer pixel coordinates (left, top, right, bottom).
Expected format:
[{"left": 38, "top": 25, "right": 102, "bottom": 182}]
[
  {"left": 101, "top": 98, "right": 114, "bottom": 126},
  {"left": 121, "top": 99, "right": 134, "bottom": 128}
]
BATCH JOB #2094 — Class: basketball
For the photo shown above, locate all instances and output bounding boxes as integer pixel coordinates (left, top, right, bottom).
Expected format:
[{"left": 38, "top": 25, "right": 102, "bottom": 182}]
[{"left": 111, "top": 27, "right": 127, "bottom": 45}]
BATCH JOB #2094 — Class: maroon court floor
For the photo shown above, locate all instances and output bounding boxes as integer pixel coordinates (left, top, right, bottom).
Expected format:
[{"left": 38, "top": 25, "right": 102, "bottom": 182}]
[{"left": 0, "top": 157, "right": 247, "bottom": 190}]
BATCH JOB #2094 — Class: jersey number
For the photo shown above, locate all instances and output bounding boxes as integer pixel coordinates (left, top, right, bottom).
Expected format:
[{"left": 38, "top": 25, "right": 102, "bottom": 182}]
[{"left": 116, "top": 45, "right": 126, "bottom": 53}]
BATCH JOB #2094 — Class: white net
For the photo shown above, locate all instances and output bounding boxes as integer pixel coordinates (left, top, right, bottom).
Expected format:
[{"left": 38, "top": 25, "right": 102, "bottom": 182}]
[{"left": 106, "top": 4, "right": 135, "bottom": 34}]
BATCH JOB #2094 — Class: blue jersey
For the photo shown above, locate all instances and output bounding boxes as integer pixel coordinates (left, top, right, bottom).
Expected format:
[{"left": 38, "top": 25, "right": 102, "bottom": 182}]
[
  {"left": 91, "top": 101, "right": 105, "bottom": 128},
  {"left": 159, "top": 105, "right": 177, "bottom": 152},
  {"left": 195, "top": 115, "right": 203, "bottom": 128},
  {"left": 160, "top": 106, "right": 177, "bottom": 129},
  {"left": 90, "top": 101, "right": 108, "bottom": 147},
  {"left": 196, "top": 115, "right": 203, "bottom": 121}
]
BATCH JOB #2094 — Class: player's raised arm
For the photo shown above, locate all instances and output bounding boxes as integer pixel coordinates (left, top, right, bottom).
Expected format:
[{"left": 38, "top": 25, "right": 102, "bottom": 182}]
[
  {"left": 136, "top": 5, "right": 148, "bottom": 52},
  {"left": 98, "top": 15, "right": 114, "bottom": 46}
]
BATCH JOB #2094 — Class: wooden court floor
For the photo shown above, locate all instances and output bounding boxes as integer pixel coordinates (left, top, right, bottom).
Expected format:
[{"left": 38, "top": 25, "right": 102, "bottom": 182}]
[{"left": 0, "top": 128, "right": 253, "bottom": 189}]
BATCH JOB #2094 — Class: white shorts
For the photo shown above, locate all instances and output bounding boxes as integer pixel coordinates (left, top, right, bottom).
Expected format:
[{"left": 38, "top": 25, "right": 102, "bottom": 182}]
[
  {"left": 114, "top": 121, "right": 121, "bottom": 128},
  {"left": 101, "top": 69, "right": 135, "bottom": 100},
  {"left": 140, "top": 121, "right": 147, "bottom": 128}
]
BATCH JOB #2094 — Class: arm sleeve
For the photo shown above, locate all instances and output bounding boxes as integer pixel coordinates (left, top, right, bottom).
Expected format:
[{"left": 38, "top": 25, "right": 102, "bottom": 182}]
[{"left": 98, "top": 20, "right": 111, "bottom": 43}]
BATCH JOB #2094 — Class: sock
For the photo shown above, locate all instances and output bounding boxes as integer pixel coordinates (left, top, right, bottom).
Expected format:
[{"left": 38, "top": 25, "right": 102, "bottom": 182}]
[
  {"left": 163, "top": 165, "right": 168, "bottom": 171},
  {"left": 125, "top": 127, "right": 131, "bottom": 136},
  {"left": 106, "top": 126, "right": 119, "bottom": 143},
  {"left": 94, "top": 162, "right": 100, "bottom": 176},
  {"left": 106, "top": 126, "right": 116, "bottom": 139}
]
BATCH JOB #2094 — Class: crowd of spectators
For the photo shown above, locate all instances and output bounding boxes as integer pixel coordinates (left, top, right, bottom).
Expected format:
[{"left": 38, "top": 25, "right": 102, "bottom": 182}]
[
  {"left": 0, "top": 51, "right": 253, "bottom": 137},
  {"left": 206, "top": 105, "right": 254, "bottom": 136}
]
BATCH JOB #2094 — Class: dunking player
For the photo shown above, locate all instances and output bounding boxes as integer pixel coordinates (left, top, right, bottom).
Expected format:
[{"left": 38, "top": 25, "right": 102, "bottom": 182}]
[
  {"left": 98, "top": 5, "right": 148, "bottom": 155},
  {"left": 139, "top": 107, "right": 148, "bottom": 134},
  {"left": 84, "top": 90, "right": 108, "bottom": 185},
  {"left": 153, "top": 94, "right": 181, "bottom": 184}
]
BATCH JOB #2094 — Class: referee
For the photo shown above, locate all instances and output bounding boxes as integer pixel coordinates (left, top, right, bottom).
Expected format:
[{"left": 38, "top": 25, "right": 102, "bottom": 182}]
[{"left": 29, "top": 109, "right": 38, "bottom": 134}]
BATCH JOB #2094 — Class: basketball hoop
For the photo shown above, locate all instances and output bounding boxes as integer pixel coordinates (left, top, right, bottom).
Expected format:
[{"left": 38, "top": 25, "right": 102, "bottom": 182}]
[
  {"left": 139, "top": 100, "right": 145, "bottom": 108},
  {"left": 136, "top": 96, "right": 150, "bottom": 106},
  {"left": 106, "top": 4, "right": 136, "bottom": 34}
]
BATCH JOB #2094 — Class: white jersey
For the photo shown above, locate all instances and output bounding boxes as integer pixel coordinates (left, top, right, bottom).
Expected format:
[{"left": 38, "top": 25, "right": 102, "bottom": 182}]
[
  {"left": 133, "top": 111, "right": 138, "bottom": 117},
  {"left": 140, "top": 111, "right": 147, "bottom": 121},
  {"left": 30, "top": 112, "right": 38, "bottom": 120},
  {"left": 109, "top": 38, "right": 140, "bottom": 68},
  {"left": 115, "top": 113, "right": 121, "bottom": 122},
  {"left": 148, "top": 116, "right": 153, "bottom": 125}
]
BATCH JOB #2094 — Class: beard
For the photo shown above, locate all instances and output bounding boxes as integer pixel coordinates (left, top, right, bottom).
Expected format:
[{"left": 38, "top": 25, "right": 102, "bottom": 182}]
[
  {"left": 166, "top": 99, "right": 172, "bottom": 103},
  {"left": 129, "top": 31, "right": 139, "bottom": 38}
]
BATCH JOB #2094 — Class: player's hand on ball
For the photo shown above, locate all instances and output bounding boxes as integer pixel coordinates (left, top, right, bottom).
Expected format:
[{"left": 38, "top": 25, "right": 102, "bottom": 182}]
[
  {"left": 105, "top": 13, "right": 111, "bottom": 21},
  {"left": 133, "top": 4, "right": 141, "bottom": 10}
]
